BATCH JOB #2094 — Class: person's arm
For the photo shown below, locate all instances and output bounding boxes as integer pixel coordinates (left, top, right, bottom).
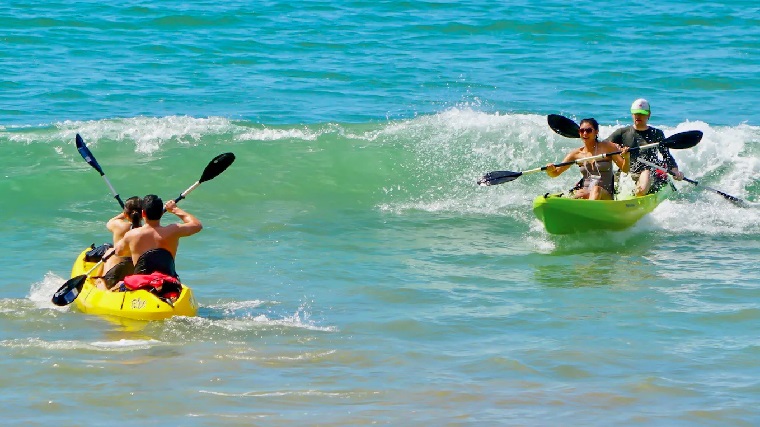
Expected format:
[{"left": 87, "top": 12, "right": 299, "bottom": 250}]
[
  {"left": 546, "top": 149, "right": 579, "bottom": 177},
  {"left": 606, "top": 143, "right": 630, "bottom": 173},
  {"left": 114, "top": 233, "right": 130, "bottom": 257},
  {"left": 106, "top": 212, "right": 127, "bottom": 233},
  {"left": 655, "top": 128, "right": 683, "bottom": 180},
  {"left": 164, "top": 200, "right": 203, "bottom": 237},
  {"left": 658, "top": 146, "right": 683, "bottom": 180}
]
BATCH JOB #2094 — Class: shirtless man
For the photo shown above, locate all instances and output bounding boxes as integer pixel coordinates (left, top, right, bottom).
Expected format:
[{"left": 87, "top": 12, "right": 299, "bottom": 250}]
[{"left": 114, "top": 194, "right": 202, "bottom": 282}]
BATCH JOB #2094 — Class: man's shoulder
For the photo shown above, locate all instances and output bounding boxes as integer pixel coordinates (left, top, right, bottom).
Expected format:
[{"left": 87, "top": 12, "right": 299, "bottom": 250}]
[
  {"left": 605, "top": 125, "right": 632, "bottom": 139},
  {"left": 643, "top": 126, "right": 665, "bottom": 141},
  {"left": 604, "top": 126, "right": 635, "bottom": 145},
  {"left": 155, "top": 223, "right": 186, "bottom": 239},
  {"left": 125, "top": 224, "right": 158, "bottom": 239}
]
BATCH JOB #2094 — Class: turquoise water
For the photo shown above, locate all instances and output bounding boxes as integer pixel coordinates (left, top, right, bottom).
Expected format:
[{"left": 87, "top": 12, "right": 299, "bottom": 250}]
[{"left": 2, "top": 1, "right": 759, "bottom": 425}]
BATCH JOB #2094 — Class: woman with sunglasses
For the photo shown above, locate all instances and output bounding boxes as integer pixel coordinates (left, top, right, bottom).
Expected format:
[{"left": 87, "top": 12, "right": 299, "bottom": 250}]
[{"left": 545, "top": 118, "right": 630, "bottom": 200}]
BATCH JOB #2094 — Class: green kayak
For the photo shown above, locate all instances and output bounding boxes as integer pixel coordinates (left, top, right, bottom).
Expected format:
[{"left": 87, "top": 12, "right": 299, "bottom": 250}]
[{"left": 532, "top": 186, "right": 674, "bottom": 234}]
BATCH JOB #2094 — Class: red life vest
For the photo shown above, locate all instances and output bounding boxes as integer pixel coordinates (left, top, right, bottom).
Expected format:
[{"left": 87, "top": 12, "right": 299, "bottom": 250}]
[{"left": 122, "top": 272, "right": 180, "bottom": 293}]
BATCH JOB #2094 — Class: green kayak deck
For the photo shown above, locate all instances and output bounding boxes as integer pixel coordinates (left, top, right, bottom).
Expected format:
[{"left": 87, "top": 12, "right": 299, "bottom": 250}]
[{"left": 532, "top": 186, "right": 673, "bottom": 234}]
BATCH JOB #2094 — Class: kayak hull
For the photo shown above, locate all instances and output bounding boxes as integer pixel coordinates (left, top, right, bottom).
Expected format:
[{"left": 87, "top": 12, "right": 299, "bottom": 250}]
[
  {"left": 71, "top": 248, "right": 198, "bottom": 320},
  {"left": 532, "top": 186, "right": 673, "bottom": 235}
]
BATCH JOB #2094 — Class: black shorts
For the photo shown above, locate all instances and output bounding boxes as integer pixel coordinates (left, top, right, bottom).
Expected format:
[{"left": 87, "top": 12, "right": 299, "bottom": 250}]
[{"left": 101, "top": 258, "right": 135, "bottom": 288}]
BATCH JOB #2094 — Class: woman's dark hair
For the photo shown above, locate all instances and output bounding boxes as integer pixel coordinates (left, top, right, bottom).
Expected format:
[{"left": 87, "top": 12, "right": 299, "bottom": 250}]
[
  {"left": 579, "top": 118, "right": 600, "bottom": 141},
  {"left": 579, "top": 118, "right": 599, "bottom": 131},
  {"left": 124, "top": 196, "right": 143, "bottom": 229}
]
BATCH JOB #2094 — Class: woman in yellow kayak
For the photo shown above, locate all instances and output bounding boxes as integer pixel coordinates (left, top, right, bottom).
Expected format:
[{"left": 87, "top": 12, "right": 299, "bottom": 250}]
[
  {"left": 94, "top": 196, "right": 142, "bottom": 290},
  {"left": 545, "top": 118, "right": 630, "bottom": 200}
]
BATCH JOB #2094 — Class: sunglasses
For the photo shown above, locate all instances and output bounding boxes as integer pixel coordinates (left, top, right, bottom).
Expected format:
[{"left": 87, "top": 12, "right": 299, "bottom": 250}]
[{"left": 578, "top": 128, "right": 595, "bottom": 134}]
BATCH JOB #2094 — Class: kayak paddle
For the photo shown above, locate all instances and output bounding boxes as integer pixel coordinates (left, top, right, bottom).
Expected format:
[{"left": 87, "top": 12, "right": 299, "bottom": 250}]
[
  {"left": 477, "top": 116, "right": 704, "bottom": 186},
  {"left": 76, "top": 134, "right": 125, "bottom": 209},
  {"left": 547, "top": 114, "right": 704, "bottom": 150},
  {"left": 171, "top": 152, "right": 236, "bottom": 204},
  {"left": 547, "top": 114, "right": 582, "bottom": 139},
  {"left": 478, "top": 131, "right": 702, "bottom": 186},
  {"left": 638, "top": 158, "right": 749, "bottom": 207},
  {"left": 52, "top": 251, "right": 114, "bottom": 306},
  {"left": 52, "top": 135, "right": 125, "bottom": 306}
]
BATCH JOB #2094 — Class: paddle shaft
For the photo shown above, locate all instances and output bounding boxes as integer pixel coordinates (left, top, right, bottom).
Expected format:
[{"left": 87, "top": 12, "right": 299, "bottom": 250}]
[
  {"left": 477, "top": 143, "right": 645, "bottom": 186},
  {"left": 76, "top": 134, "right": 125, "bottom": 209},
  {"left": 168, "top": 152, "right": 235, "bottom": 209},
  {"left": 83, "top": 258, "right": 106, "bottom": 277},
  {"left": 477, "top": 128, "right": 703, "bottom": 187},
  {"left": 638, "top": 158, "right": 748, "bottom": 206},
  {"left": 100, "top": 175, "right": 124, "bottom": 209},
  {"left": 173, "top": 182, "right": 201, "bottom": 204},
  {"left": 533, "top": 142, "right": 654, "bottom": 175},
  {"left": 80, "top": 249, "right": 115, "bottom": 279}
]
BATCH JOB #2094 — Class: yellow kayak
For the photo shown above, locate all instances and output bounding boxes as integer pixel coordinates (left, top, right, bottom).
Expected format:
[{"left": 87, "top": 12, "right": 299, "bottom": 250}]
[{"left": 70, "top": 248, "right": 198, "bottom": 320}]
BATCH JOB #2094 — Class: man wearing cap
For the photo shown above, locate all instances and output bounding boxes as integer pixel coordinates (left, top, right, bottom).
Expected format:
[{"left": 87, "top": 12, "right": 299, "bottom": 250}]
[{"left": 604, "top": 98, "right": 684, "bottom": 196}]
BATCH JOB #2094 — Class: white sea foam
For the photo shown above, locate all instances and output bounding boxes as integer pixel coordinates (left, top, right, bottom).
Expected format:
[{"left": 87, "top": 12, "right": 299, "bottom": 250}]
[
  {"left": 27, "top": 272, "right": 72, "bottom": 311},
  {"left": 0, "top": 337, "right": 162, "bottom": 352},
  {"left": 236, "top": 126, "right": 320, "bottom": 142}
]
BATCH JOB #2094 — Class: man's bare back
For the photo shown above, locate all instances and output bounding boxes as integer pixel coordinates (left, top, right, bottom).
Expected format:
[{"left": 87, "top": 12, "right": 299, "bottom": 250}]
[{"left": 115, "top": 196, "right": 202, "bottom": 270}]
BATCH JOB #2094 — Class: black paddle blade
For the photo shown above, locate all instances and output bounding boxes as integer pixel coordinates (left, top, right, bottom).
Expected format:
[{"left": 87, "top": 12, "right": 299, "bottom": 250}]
[
  {"left": 548, "top": 114, "right": 580, "bottom": 139},
  {"left": 51, "top": 275, "right": 87, "bottom": 306},
  {"left": 477, "top": 170, "right": 523, "bottom": 186},
  {"left": 199, "top": 152, "right": 236, "bottom": 183},
  {"left": 662, "top": 130, "right": 703, "bottom": 150},
  {"left": 75, "top": 134, "right": 105, "bottom": 175}
]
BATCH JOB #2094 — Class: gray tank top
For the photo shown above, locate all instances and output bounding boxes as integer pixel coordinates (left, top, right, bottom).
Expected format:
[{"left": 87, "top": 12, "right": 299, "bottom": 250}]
[{"left": 578, "top": 143, "right": 615, "bottom": 195}]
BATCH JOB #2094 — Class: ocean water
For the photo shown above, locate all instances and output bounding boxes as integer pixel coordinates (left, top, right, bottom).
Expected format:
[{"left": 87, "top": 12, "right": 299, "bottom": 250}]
[{"left": 1, "top": 1, "right": 759, "bottom": 425}]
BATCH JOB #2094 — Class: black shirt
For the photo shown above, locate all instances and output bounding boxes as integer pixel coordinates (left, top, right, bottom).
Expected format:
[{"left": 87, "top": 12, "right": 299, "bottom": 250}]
[{"left": 605, "top": 126, "right": 678, "bottom": 174}]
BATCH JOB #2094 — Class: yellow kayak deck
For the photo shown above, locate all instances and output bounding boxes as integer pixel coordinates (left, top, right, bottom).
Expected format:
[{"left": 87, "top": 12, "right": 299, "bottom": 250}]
[{"left": 71, "top": 248, "right": 198, "bottom": 320}]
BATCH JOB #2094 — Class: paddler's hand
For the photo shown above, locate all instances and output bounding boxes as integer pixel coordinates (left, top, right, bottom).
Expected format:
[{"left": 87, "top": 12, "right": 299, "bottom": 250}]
[
  {"left": 545, "top": 164, "right": 557, "bottom": 176},
  {"left": 671, "top": 168, "right": 684, "bottom": 180},
  {"left": 165, "top": 200, "right": 180, "bottom": 214},
  {"left": 103, "top": 247, "right": 116, "bottom": 260}
]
